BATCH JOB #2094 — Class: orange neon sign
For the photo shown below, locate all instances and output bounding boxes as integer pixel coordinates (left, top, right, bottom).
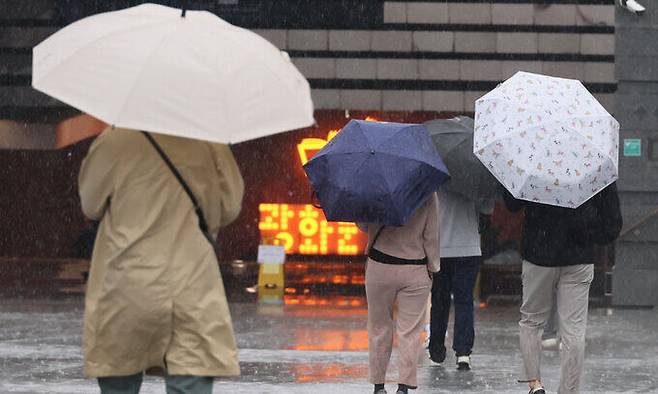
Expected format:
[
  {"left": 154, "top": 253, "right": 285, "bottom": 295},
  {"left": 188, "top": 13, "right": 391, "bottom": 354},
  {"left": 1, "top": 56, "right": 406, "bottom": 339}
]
[
  {"left": 297, "top": 130, "right": 339, "bottom": 166},
  {"left": 259, "top": 116, "right": 379, "bottom": 256},
  {"left": 258, "top": 204, "right": 367, "bottom": 255},
  {"left": 297, "top": 116, "right": 378, "bottom": 166}
]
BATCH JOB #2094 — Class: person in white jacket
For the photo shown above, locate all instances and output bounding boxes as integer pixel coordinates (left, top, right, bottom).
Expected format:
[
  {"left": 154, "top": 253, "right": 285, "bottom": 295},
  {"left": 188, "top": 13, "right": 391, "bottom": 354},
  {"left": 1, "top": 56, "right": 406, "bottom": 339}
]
[{"left": 427, "top": 190, "right": 493, "bottom": 370}]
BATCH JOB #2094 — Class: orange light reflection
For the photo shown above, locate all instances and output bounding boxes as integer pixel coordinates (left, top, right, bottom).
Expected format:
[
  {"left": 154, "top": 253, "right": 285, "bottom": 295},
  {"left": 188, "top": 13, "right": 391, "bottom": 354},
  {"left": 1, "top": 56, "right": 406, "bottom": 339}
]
[
  {"left": 294, "top": 363, "right": 368, "bottom": 383},
  {"left": 283, "top": 296, "right": 367, "bottom": 315},
  {"left": 291, "top": 329, "right": 368, "bottom": 352}
]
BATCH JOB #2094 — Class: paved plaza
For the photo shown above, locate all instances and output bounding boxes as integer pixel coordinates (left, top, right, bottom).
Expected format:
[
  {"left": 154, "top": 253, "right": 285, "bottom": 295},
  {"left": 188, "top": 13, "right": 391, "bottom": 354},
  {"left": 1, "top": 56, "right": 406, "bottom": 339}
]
[{"left": 0, "top": 298, "right": 656, "bottom": 394}]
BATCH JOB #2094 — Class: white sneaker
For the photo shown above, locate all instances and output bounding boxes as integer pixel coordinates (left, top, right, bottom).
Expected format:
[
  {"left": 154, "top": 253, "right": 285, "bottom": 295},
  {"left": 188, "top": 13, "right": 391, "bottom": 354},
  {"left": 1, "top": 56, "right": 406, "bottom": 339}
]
[
  {"left": 541, "top": 337, "right": 561, "bottom": 352},
  {"left": 456, "top": 355, "right": 471, "bottom": 370},
  {"left": 528, "top": 386, "right": 546, "bottom": 394}
]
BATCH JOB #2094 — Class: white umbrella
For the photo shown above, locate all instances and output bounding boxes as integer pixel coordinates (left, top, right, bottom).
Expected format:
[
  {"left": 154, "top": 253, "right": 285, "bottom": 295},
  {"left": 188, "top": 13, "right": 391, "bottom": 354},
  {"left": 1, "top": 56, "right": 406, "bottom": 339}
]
[
  {"left": 32, "top": 3, "right": 314, "bottom": 143},
  {"left": 474, "top": 71, "right": 619, "bottom": 208}
]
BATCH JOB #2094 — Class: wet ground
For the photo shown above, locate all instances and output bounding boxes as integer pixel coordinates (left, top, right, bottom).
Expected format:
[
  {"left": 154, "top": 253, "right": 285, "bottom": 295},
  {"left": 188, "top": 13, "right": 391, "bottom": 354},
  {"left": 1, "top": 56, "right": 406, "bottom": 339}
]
[{"left": 0, "top": 297, "right": 656, "bottom": 394}]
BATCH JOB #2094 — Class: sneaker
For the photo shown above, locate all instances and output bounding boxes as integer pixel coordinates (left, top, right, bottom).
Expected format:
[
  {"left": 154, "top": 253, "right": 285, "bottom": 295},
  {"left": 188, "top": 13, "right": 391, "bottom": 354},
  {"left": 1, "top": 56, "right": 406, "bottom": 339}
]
[
  {"left": 456, "top": 355, "right": 471, "bottom": 371},
  {"left": 395, "top": 383, "right": 414, "bottom": 394},
  {"left": 374, "top": 389, "right": 387, "bottom": 394},
  {"left": 528, "top": 386, "right": 546, "bottom": 394},
  {"left": 428, "top": 346, "right": 446, "bottom": 364},
  {"left": 541, "top": 337, "right": 561, "bottom": 352}
]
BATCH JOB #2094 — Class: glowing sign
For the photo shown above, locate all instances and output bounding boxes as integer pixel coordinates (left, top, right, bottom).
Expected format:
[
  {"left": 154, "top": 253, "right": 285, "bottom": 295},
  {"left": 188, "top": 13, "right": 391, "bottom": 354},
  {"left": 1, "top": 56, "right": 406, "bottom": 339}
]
[
  {"left": 297, "top": 116, "right": 379, "bottom": 166},
  {"left": 297, "top": 130, "right": 339, "bottom": 166},
  {"left": 259, "top": 204, "right": 367, "bottom": 255}
]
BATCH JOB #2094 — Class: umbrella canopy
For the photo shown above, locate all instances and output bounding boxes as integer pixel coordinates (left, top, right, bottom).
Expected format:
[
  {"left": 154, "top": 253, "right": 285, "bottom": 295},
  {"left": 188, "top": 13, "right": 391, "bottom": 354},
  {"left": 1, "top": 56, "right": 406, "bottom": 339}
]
[
  {"left": 303, "top": 120, "right": 450, "bottom": 226},
  {"left": 32, "top": 3, "right": 314, "bottom": 144},
  {"left": 474, "top": 71, "right": 619, "bottom": 208},
  {"left": 425, "top": 116, "right": 499, "bottom": 201}
]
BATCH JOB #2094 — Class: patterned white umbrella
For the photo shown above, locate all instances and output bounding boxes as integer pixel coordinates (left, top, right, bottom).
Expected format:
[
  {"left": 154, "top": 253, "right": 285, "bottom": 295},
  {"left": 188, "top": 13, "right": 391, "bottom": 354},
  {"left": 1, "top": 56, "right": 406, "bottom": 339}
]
[{"left": 474, "top": 71, "right": 619, "bottom": 208}]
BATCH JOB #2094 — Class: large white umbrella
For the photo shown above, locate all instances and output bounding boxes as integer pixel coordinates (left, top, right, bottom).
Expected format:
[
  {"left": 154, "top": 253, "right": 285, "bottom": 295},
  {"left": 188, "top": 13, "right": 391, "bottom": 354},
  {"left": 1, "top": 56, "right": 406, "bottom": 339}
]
[
  {"left": 474, "top": 71, "right": 619, "bottom": 208},
  {"left": 32, "top": 3, "right": 314, "bottom": 143}
]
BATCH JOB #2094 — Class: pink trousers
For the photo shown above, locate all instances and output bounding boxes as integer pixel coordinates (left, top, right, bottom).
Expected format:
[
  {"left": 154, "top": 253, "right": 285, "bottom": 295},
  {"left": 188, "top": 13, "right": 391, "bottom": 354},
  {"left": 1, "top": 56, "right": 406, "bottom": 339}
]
[{"left": 365, "top": 259, "right": 432, "bottom": 388}]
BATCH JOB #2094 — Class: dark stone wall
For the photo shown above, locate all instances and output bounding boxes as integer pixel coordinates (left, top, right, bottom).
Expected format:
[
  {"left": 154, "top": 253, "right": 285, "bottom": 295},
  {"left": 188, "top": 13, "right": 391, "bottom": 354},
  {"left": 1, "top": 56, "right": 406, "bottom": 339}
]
[
  {"left": 613, "top": 3, "right": 658, "bottom": 306},
  {"left": 0, "top": 140, "right": 91, "bottom": 258}
]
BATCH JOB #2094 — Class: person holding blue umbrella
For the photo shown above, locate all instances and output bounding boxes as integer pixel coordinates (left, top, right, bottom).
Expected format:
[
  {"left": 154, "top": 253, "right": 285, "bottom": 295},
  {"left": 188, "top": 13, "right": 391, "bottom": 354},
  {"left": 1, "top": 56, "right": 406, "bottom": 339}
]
[
  {"left": 358, "top": 193, "right": 440, "bottom": 394},
  {"left": 304, "top": 120, "right": 449, "bottom": 227},
  {"left": 305, "top": 120, "right": 449, "bottom": 394}
]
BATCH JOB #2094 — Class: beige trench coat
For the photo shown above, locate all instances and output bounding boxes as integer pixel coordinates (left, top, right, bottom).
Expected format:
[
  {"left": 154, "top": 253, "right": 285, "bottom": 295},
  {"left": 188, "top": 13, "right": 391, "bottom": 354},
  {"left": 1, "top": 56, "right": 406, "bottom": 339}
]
[{"left": 79, "top": 127, "right": 244, "bottom": 378}]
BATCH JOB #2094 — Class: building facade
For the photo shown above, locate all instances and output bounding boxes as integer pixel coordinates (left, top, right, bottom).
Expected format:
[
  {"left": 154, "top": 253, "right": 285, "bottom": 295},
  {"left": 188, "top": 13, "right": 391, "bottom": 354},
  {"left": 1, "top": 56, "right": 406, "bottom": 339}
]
[
  {"left": 2, "top": 1, "right": 655, "bottom": 306},
  {"left": 613, "top": 4, "right": 658, "bottom": 307}
]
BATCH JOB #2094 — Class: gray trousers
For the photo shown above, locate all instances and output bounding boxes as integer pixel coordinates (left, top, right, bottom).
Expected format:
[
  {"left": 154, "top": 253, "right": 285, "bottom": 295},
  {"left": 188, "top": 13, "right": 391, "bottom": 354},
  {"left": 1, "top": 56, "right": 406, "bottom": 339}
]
[
  {"left": 542, "top": 290, "right": 559, "bottom": 340},
  {"left": 98, "top": 372, "right": 213, "bottom": 394},
  {"left": 366, "top": 259, "right": 432, "bottom": 388},
  {"left": 519, "top": 261, "right": 594, "bottom": 394}
]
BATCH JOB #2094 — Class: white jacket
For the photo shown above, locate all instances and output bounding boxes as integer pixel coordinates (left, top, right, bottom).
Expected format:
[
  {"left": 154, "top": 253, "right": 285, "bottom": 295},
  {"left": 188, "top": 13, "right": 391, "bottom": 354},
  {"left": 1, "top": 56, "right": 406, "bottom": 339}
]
[{"left": 439, "top": 190, "right": 494, "bottom": 258}]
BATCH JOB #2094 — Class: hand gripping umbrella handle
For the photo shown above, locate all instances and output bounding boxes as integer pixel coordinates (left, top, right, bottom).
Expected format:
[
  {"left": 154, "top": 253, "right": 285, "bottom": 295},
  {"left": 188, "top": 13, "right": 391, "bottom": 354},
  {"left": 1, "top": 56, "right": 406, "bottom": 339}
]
[{"left": 310, "top": 189, "right": 322, "bottom": 209}]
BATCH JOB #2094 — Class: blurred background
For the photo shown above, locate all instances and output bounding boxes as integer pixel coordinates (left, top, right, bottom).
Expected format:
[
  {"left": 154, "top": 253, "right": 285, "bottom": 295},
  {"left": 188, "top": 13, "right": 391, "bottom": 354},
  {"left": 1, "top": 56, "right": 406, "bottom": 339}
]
[{"left": 0, "top": 0, "right": 656, "bottom": 308}]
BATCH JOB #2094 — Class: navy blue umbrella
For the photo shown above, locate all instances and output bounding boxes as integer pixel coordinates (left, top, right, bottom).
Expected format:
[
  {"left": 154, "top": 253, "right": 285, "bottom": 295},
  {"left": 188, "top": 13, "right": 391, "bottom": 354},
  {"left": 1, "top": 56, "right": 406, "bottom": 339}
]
[{"left": 303, "top": 120, "right": 450, "bottom": 226}]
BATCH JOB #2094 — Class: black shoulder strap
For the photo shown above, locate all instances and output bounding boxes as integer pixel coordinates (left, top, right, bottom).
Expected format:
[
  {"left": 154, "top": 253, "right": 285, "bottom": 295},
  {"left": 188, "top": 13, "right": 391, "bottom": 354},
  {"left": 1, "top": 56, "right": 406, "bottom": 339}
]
[
  {"left": 141, "top": 131, "right": 215, "bottom": 245},
  {"left": 368, "top": 225, "right": 386, "bottom": 255}
]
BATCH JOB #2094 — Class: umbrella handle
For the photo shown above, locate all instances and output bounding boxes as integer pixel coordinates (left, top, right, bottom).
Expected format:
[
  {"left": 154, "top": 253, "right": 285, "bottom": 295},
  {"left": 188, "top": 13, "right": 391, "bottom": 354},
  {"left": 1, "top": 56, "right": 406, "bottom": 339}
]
[{"left": 311, "top": 190, "right": 322, "bottom": 209}]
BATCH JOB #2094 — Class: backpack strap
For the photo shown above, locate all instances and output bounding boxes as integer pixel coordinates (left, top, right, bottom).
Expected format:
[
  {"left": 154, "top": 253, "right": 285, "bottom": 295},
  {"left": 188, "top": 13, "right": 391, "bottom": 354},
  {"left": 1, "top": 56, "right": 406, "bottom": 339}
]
[{"left": 141, "top": 131, "right": 216, "bottom": 246}]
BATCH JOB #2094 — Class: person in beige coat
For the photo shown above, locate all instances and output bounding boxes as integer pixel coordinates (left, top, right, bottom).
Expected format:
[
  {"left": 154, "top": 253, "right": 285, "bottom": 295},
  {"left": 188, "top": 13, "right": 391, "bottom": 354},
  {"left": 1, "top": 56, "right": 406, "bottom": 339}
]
[
  {"left": 78, "top": 127, "right": 244, "bottom": 394},
  {"left": 358, "top": 193, "right": 440, "bottom": 394}
]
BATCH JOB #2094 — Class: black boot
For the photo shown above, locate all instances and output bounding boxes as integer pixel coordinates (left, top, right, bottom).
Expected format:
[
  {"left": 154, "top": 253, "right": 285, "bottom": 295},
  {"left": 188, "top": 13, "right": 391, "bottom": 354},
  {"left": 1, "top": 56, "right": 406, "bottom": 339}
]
[{"left": 396, "top": 383, "right": 415, "bottom": 393}]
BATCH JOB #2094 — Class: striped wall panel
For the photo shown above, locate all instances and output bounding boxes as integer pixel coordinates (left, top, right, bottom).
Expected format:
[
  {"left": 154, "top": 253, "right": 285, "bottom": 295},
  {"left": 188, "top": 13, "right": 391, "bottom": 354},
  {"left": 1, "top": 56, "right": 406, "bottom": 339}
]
[{"left": 0, "top": 0, "right": 617, "bottom": 121}]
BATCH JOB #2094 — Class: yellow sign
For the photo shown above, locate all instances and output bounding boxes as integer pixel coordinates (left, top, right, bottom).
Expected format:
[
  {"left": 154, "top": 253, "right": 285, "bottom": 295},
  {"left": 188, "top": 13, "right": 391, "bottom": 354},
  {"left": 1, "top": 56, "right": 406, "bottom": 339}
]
[
  {"left": 263, "top": 116, "right": 377, "bottom": 256},
  {"left": 297, "top": 130, "right": 339, "bottom": 166},
  {"left": 296, "top": 116, "right": 378, "bottom": 166},
  {"left": 259, "top": 204, "right": 367, "bottom": 255}
]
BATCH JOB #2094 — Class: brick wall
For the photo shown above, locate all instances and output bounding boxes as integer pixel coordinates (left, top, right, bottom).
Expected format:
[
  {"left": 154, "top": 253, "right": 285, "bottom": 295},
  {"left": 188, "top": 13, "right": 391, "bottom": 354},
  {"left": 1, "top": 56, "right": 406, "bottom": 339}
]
[
  {"left": 0, "top": 0, "right": 617, "bottom": 121},
  {"left": 253, "top": 1, "right": 617, "bottom": 113}
]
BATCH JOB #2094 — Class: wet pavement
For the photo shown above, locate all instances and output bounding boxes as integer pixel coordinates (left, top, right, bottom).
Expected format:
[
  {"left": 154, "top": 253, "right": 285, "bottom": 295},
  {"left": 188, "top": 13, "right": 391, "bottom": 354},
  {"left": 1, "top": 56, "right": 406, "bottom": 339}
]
[{"left": 0, "top": 297, "right": 657, "bottom": 394}]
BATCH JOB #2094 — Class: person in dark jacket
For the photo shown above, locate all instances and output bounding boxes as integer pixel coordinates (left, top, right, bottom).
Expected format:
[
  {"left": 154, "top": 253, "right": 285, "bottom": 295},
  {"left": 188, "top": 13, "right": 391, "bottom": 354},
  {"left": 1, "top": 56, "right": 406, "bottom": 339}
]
[{"left": 503, "top": 182, "right": 622, "bottom": 394}]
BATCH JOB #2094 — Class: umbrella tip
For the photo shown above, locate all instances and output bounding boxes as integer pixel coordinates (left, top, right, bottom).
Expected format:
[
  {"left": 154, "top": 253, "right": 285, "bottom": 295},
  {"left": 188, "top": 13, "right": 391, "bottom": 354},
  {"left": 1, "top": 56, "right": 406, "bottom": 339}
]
[
  {"left": 181, "top": 8, "right": 187, "bottom": 17},
  {"left": 181, "top": 0, "right": 187, "bottom": 17}
]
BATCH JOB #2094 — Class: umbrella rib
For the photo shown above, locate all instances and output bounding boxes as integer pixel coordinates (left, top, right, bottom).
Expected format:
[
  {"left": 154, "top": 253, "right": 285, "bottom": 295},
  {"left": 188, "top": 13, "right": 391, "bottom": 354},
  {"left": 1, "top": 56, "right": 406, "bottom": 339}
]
[
  {"left": 327, "top": 151, "right": 401, "bottom": 223},
  {"left": 372, "top": 151, "right": 435, "bottom": 167},
  {"left": 33, "top": 18, "right": 174, "bottom": 88},
  {"left": 382, "top": 124, "right": 417, "bottom": 151},
  {"left": 476, "top": 117, "right": 603, "bottom": 153},
  {"left": 320, "top": 152, "right": 375, "bottom": 220},
  {"left": 373, "top": 151, "right": 420, "bottom": 224},
  {"left": 209, "top": 25, "right": 310, "bottom": 130},
  {"left": 201, "top": 21, "right": 312, "bottom": 142},
  {"left": 113, "top": 22, "right": 186, "bottom": 126},
  {"left": 371, "top": 151, "right": 397, "bottom": 196}
]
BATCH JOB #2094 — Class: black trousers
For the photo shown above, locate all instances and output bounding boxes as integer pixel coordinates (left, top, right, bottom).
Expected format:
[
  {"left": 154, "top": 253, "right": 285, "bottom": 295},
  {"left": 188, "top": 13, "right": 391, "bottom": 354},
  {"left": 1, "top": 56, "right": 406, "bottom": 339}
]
[{"left": 429, "top": 256, "right": 481, "bottom": 357}]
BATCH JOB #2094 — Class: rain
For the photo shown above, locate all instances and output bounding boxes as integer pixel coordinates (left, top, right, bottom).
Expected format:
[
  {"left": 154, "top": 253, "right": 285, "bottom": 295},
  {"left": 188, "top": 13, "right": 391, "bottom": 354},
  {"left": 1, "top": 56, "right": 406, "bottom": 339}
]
[{"left": 1, "top": 1, "right": 657, "bottom": 394}]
